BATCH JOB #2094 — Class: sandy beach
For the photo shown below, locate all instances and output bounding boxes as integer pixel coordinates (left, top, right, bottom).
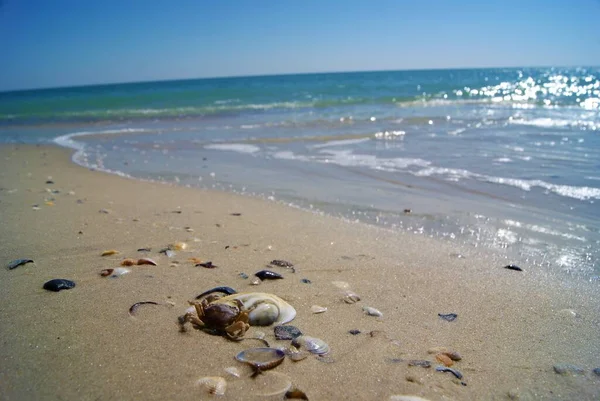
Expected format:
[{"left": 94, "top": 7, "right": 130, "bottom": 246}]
[{"left": 0, "top": 144, "right": 598, "bottom": 401}]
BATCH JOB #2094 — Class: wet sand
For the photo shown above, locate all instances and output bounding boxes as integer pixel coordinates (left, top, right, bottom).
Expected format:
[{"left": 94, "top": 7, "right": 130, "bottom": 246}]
[{"left": 0, "top": 144, "right": 598, "bottom": 401}]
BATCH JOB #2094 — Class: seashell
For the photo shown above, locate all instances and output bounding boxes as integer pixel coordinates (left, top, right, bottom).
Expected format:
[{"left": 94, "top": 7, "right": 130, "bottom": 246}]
[
  {"left": 170, "top": 241, "right": 187, "bottom": 251},
  {"left": 7, "top": 258, "right": 34, "bottom": 270},
  {"left": 224, "top": 366, "right": 241, "bottom": 378},
  {"left": 300, "top": 278, "right": 311, "bottom": 284},
  {"left": 137, "top": 258, "right": 157, "bottom": 266},
  {"left": 110, "top": 267, "right": 131, "bottom": 277},
  {"left": 129, "top": 301, "right": 159, "bottom": 315},
  {"left": 120, "top": 258, "right": 137, "bottom": 266},
  {"left": 188, "top": 257, "right": 203, "bottom": 264},
  {"left": 390, "top": 396, "right": 433, "bottom": 401},
  {"left": 292, "top": 336, "right": 330, "bottom": 355},
  {"left": 255, "top": 270, "right": 283, "bottom": 280},
  {"left": 348, "top": 329, "right": 361, "bottom": 335},
  {"left": 408, "top": 360, "right": 431, "bottom": 368},
  {"left": 235, "top": 347, "right": 285, "bottom": 372},
  {"left": 137, "top": 247, "right": 151, "bottom": 252},
  {"left": 435, "top": 366, "right": 463, "bottom": 379},
  {"left": 270, "top": 259, "right": 294, "bottom": 268},
  {"left": 438, "top": 313, "right": 457, "bottom": 322},
  {"left": 43, "top": 279, "right": 75, "bottom": 292},
  {"left": 274, "top": 325, "right": 303, "bottom": 340},
  {"left": 197, "top": 376, "right": 227, "bottom": 396},
  {"left": 342, "top": 291, "right": 361, "bottom": 304},
  {"left": 504, "top": 264, "right": 523, "bottom": 271},
  {"left": 311, "top": 305, "right": 327, "bottom": 314},
  {"left": 197, "top": 261, "right": 217, "bottom": 268},
  {"left": 215, "top": 292, "right": 296, "bottom": 326},
  {"left": 251, "top": 277, "right": 262, "bottom": 285},
  {"left": 194, "top": 286, "right": 238, "bottom": 300},
  {"left": 285, "top": 388, "right": 309, "bottom": 399},
  {"left": 363, "top": 306, "right": 383, "bottom": 317},
  {"left": 426, "top": 347, "right": 462, "bottom": 361},
  {"left": 100, "top": 268, "right": 114, "bottom": 277},
  {"left": 283, "top": 345, "right": 308, "bottom": 362},
  {"left": 435, "top": 353, "right": 454, "bottom": 367},
  {"left": 101, "top": 250, "right": 119, "bottom": 256}
]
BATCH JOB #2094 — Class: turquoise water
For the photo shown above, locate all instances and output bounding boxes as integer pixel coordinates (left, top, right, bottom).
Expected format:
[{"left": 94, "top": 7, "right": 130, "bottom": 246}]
[{"left": 1, "top": 67, "right": 599, "bottom": 279}]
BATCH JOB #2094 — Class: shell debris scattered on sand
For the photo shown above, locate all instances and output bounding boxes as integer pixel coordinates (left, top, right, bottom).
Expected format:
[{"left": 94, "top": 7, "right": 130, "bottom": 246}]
[
  {"left": 197, "top": 376, "right": 227, "bottom": 396},
  {"left": 363, "top": 306, "right": 383, "bottom": 317}
]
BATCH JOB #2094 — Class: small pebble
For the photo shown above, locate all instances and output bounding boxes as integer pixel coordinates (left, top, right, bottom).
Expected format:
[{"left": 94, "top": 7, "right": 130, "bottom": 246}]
[
  {"left": 239, "top": 272, "right": 249, "bottom": 279},
  {"left": 43, "top": 279, "right": 75, "bottom": 292},
  {"left": 300, "top": 278, "right": 311, "bottom": 284},
  {"left": 348, "top": 329, "right": 361, "bottom": 335},
  {"left": 592, "top": 368, "right": 600, "bottom": 376}
]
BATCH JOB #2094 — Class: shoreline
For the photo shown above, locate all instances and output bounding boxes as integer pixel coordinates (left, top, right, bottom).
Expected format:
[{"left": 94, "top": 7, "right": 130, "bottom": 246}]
[{"left": 1, "top": 144, "right": 599, "bottom": 400}]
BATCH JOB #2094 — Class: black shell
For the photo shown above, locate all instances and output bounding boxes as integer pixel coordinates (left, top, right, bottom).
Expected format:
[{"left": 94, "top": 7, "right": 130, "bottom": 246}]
[
  {"left": 7, "top": 258, "right": 34, "bottom": 270},
  {"left": 503, "top": 264, "right": 523, "bottom": 271},
  {"left": 195, "top": 286, "right": 237, "bottom": 300},
  {"left": 438, "top": 313, "right": 458, "bottom": 322},
  {"left": 274, "top": 325, "right": 303, "bottom": 340},
  {"left": 255, "top": 270, "right": 283, "bottom": 280},
  {"left": 43, "top": 279, "right": 75, "bottom": 292}
]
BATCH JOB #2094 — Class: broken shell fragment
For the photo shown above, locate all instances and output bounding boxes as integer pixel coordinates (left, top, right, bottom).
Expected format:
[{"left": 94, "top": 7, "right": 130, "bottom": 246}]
[
  {"left": 270, "top": 259, "right": 294, "bottom": 268},
  {"left": 435, "top": 353, "right": 454, "bottom": 367},
  {"left": 408, "top": 360, "right": 431, "bottom": 368},
  {"left": 291, "top": 336, "right": 330, "bottom": 355},
  {"left": 435, "top": 366, "right": 463, "bottom": 379},
  {"left": 285, "top": 388, "right": 309, "bottom": 399},
  {"left": 170, "top": 241, "right": 187, "bottom": 251},
  {"left": 137, "top": 258, "right": 157, "bottom": 266},
  {"left": 197, "top": 261, "right": 217, "bottom": 268},
  {"left": 106, "top": 267, "right": 131, "bottom": 277},
  {"left": 342, "top": 291, "right": 361, "bottom": 304},
  {"left": 224, "top": 367, "right": 241, "bottom": 378},
  {"left": 235, "top": 347, "right": 285, "bottom": 372},
  {"left": 7, "top": 258, "right": 34, "bottom": 270},
  {"left": 101, "top": 250, "right": 119, "bottom": 256},
  {"left": 283, "top": 345, "right": 308, "bottom": 362},
  {"left": 311, "top": 305, "right": 327, "bottom": 314},
  {"left": 129, "top": 301, "right": 159, "bottom": 316},
  {"left": 438, "top": 313, "right": 457, "bottom": 322},
  {"left": 363, "top": 306, "right": 383, "bottom": 317},
  {"left": 197, "top": 376, "right": 227, "bottom": 396},
  {"left": 120, "top": 258, "right": 137, "bottom": 266},
  {"left": 274, "top": 325, "right": 303, "bottom": 340},
  {"left": 100, "top": 269, "right": 114, "bottom": 277}
]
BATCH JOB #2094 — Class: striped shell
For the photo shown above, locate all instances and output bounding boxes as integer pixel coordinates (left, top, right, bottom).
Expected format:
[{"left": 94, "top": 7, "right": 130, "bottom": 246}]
[{"left": 291, "top": 335, "right": 330, "bottom": 355}]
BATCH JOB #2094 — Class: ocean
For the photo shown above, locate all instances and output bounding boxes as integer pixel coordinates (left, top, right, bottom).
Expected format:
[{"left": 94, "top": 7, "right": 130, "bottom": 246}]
[{"left": 1, "top": 67, "right": 599, "bottom": 280}]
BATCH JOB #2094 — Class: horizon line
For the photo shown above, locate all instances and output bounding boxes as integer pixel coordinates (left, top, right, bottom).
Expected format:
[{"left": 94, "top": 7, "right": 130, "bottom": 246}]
[{"left": 2, "top": 64, "right": 598, "bottom": 94}]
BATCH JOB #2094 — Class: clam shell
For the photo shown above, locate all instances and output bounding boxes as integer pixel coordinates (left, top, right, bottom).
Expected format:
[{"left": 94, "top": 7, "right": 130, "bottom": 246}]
[
  {"left": 7, "top": 258, "right": 34, "bottom": 270},
  {"left": 215, "top": 293, "right": 296, "bottom": 326},
  {"left": 363, "top": 306, "right": 383, "bottom": 317},
  {"left": 197, "top": 376, "right": 227, "bottom": 395},
  {"left": 235, "top": 347, "right": 285, "bottom": 371},
  {"left": 292, "top": 335, "right": 330, "bottom": 355}
]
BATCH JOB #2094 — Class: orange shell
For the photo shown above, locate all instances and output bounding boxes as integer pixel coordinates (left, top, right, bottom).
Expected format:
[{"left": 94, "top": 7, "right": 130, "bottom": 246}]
[
  {"left": 137, "top": 258, "right": 157, "bottom": 266},
  {"left": 120, "top": 258, "right": 137, "bottom": 266},
  {"left": 435, "top": 353, "right": 454, "bottom": 367}
]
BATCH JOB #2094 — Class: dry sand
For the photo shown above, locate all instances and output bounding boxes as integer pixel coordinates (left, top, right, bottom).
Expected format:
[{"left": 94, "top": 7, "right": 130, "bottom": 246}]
[{"left": 0, "top": 145, "right": 598, "bottom": 401}]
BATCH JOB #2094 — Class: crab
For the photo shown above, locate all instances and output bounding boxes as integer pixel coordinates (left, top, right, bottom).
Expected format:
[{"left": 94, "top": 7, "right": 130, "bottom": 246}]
[{"left": 181, "top": 296, "right": 250, "bottom": 340}]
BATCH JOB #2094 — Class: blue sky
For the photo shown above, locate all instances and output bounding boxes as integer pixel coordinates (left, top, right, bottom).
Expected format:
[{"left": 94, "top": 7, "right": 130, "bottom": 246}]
[{"left": 1, "top": 0, "right": 599, "bottom": 91}]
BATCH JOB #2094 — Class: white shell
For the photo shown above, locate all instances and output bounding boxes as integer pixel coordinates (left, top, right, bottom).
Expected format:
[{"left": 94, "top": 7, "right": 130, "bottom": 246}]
[
  {"left": 311, "top": 305, "right": 327, "bottom": 314},
  {"left": 224, "top": 367, "right": 241, "bottom": 378},
  {"left": 197, "top": 376, "right": 227, "bottom": 395},
  {"left": 342, "top": 291, "right": 361, "bottom": 304},
  {"left": 215, "top": 292, "right": 296, "bottom": 326},
  {"left": 363, "top": 306, "right": 383, "bottom": 317},
  {"left": 292, "top": 335, "right": 330, "bottom": 355},
  {"left": 111, "top": 267, "right": 131, "bottom": 276}
]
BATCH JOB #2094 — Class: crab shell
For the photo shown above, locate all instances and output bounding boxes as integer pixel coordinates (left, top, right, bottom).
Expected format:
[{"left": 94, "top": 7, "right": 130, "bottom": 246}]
[{"left": 213, "top": 292, "right": 296, "bottom": 326}]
